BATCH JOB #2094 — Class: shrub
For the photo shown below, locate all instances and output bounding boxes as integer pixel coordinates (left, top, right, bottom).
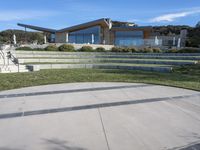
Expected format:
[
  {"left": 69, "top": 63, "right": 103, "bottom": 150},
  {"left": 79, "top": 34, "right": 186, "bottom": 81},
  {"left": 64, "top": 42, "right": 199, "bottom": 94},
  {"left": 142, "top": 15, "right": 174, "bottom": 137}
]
[
  {"left": 45, "top": 45, "right": 58, "bottom": 51},
  {"left": 111, "top": 47, "right": 138, "bottom": 53},
  {"left": 122, "top": 47, "right": 133, "bottom": 53},
  {"left": 152, "top": 47, "right": 162, "bottom": 53},
  {"left": 141, "top": 47, "right": 153, "bottom": 53},
  {"left": 78, "top": 46, "right": 93, "bottom": 52},
  {"left": 95, "top": 47, "right": 106, "bottom": 52},
  {"left": 166, "top": 49, "right": 178, "bottom": 53},
  {"left": 111, "top": 47, "right": 123, "bottom": 52},
  {"left": 129, "top": 47, "right": 138, "bottom": 53},
  {"left": 33, "top": 48, "right": 45, "bottom": 51},
  {"left": 16, "top": 46, "right": 32, "bottom": 50},
  {"left": 177, "top": 48, "right": 200, "bottom": 53},
  {"left": 58, "top": 44, "right": 75, "bottom": 52}
]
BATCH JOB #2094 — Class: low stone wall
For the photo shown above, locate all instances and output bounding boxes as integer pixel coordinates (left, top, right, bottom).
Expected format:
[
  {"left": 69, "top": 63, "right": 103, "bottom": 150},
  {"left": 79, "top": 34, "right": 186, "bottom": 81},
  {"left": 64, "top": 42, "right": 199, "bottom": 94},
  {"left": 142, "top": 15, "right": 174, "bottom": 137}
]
[
  {"left": 19, "top": 43, "right": 114, "bottom": 50},
  {"left": 18, "top": 58, "right": 197, "bottom": 66},
  {"left": 28, "top": 64, "right": 172, "bottom": 73}
]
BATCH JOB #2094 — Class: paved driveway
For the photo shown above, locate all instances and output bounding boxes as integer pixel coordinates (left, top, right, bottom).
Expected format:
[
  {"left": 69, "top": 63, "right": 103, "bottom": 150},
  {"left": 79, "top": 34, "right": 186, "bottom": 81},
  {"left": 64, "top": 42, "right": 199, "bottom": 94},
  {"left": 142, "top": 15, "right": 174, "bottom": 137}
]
[{"left": 0, "top": 82, "right": 200, "bottom": 150}]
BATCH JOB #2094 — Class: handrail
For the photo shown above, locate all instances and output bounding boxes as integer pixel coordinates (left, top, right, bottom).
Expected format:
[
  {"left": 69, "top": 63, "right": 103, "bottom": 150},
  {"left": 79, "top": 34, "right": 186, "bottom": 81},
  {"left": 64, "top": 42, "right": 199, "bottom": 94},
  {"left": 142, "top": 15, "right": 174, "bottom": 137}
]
[
  {"left": 0, "top": 50, "right": 6, "bottom": 69},
  {"left": 6, "top": 51, "right": 19, "bottom": 72}
]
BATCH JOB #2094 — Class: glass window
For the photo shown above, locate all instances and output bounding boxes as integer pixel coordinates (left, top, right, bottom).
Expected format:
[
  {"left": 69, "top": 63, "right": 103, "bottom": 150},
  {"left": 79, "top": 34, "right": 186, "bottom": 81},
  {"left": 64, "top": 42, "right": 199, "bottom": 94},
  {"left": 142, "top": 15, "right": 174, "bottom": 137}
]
[
  {"left": 68, "top": 26, "right": 100, "bottom": 44},
  {"left": 115, "top": 31, "right": 144, "bottom": 46}
]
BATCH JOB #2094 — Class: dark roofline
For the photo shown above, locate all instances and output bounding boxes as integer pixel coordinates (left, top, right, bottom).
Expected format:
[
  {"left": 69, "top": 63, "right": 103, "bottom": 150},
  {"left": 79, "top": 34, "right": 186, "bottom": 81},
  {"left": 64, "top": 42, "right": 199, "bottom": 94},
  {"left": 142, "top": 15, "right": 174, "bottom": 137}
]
[
  {"left": 111, "top": 26, "right": 152, "bottom": 30},
  {"left": 57, "top": 18, "right": 110, "bottom": 32},
  {"left": 17, "top": 23, "right": 57, "bottom": 33}
]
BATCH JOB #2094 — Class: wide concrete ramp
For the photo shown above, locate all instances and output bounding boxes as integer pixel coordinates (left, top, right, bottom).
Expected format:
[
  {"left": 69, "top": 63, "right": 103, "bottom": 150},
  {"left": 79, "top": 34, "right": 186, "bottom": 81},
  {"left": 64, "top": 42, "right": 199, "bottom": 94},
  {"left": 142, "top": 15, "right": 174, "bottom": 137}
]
[{"left": 0, "top": 82, "right": 200, "bottom": 150}]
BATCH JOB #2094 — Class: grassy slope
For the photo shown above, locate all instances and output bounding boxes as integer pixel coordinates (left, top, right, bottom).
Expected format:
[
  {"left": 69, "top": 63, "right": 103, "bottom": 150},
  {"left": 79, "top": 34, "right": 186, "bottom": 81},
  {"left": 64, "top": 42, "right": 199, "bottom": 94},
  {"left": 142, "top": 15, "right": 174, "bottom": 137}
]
[{"left": 0, "top": 64, "right": 199, "bottom": 91}]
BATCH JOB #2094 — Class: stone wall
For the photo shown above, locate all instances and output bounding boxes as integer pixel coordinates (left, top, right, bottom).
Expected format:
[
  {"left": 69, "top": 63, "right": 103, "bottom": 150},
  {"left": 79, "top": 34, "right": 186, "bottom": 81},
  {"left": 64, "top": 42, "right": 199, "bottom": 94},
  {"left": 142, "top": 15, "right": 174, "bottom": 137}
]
[{"left": 20, "top": 43, "right": 114, "bottom": 50}]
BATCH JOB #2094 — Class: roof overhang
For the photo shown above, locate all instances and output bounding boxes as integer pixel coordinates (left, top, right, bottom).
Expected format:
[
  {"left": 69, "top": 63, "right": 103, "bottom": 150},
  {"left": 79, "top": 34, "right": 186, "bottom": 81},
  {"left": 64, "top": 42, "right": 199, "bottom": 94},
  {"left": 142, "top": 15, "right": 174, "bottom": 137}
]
[
  {"left": 111, "top": 26, "right": 152, "bottom": 31},
  {"left": 57, "top": 18, "right": 110, "bottom": 33},
  {"left": 17, "top": 23, "right": 57, "bottom": 33}
]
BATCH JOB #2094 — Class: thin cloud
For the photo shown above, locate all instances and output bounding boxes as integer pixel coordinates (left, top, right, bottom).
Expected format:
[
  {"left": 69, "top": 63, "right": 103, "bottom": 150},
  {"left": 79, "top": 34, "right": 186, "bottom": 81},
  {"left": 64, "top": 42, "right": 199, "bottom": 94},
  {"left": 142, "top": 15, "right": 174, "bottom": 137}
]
[
  {"left": 0, "top": 10, "right": 58, "bottom": 21},
  {"left": 150, "top": 8, "right": 200, "bottom": 22}
]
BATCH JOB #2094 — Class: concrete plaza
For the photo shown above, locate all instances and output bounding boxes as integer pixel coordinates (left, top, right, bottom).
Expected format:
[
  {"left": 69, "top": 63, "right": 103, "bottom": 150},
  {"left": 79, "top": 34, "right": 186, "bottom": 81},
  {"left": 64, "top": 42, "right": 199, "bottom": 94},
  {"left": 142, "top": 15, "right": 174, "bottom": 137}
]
[{"left": 0, "top": 82, "right": 200, "bottom": 150}]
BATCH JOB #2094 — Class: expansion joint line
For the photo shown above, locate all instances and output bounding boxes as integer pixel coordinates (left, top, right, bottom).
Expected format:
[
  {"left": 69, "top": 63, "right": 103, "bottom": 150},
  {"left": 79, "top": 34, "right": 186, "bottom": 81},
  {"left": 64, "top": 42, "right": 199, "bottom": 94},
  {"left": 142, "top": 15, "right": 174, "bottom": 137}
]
[{"left": 98, "top": 108, "right": 111, "bottom": 150}]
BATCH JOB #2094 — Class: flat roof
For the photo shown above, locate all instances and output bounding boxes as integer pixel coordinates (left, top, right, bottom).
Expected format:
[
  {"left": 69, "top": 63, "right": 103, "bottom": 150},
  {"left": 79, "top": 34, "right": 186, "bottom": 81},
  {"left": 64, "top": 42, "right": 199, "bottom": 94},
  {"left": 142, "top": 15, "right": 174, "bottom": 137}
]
[
  {"left": 111, "top": 26, "right": 152, "bottom": 31},
  {"left": 57, "top": 18, "right": 110, "bottom": 32},
  {"left": 17, "top": 23, "right": 57, "bottom": 33},
  {"left": 17, "top": 18, "right": 150, "bottom": 33}
]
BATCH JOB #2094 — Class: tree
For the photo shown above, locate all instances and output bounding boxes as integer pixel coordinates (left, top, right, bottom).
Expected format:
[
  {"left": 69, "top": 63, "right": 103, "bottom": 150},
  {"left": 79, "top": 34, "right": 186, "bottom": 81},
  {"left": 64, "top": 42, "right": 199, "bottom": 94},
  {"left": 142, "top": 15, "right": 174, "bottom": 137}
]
[
  {"left": 196, "top": 21, "right": 200, "bottom": 28},
  {"left": 0, "top": 30, "right": 44, "bottom": 44}
]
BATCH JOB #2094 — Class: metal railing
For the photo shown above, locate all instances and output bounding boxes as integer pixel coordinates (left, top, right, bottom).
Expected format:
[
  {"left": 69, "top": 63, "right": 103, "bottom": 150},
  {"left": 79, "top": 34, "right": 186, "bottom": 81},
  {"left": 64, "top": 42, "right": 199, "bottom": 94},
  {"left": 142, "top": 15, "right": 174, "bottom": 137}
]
[
  {"left": 6, "top": 51, "right": 19, "bottom": 72},
  {"left": 0, "top": 50, "right": 6, "bottom": 70}
]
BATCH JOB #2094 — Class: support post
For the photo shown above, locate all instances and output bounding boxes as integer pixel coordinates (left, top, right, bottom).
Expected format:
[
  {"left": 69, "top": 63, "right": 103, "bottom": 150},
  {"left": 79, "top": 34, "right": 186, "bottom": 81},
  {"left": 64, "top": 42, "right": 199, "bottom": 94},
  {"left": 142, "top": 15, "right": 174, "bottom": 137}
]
[{"left": 66, "top": 32, "right": 69, "bottom": 43}]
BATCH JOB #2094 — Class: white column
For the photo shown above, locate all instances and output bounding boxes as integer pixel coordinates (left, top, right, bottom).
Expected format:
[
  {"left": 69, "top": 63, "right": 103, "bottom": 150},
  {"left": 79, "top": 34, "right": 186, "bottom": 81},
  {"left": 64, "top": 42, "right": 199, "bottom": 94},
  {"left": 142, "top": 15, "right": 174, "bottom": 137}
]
[
  {"left": 66, "top": 32, "right": 69, "bottom": 43},
  {"left": 173, "top": 37, "right": 176, "bottom": 46},
  {"left": 44, "top": 35, "right": 47, "bottom": 44},
  {"left": 13, "top": 34, "right": 17, "bottom": 45},
  {"left": 155, "top": 36, "right": 159, "bottom": 46},
  {"left": 177, "top": 38, "right": 181, "bottom": 48},
  {"left": 91, "top": 34, "right": 94, "bottom": 44}
]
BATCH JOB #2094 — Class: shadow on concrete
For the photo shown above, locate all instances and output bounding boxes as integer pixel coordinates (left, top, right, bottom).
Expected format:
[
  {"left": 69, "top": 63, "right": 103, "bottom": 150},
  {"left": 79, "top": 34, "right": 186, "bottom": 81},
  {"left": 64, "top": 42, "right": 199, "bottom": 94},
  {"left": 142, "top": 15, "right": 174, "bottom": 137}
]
[
  {"left": 42, "top": 138, "right": 87, "bottom": 150},
  {"left": 0, "top": 148, "right": 23, "bottom": 150},
  {"left": 167, "top": 141, "right": 200, "bottom": 150}
]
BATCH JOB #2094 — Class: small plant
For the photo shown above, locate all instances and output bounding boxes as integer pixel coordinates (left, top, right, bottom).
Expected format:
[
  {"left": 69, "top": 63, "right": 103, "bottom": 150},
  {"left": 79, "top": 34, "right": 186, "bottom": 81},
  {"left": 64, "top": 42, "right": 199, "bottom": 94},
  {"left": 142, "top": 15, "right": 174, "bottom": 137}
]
[
  {"left": 78, "top": 46, "right": 94, "bottom": 52},
  {"left": 166, "top": 49, "right": 178, "bottom": 53},
  {"left": 33, "top": 48, "right": 45, "bottom": 51},
  {"left": 122, "top": 47, "right": 133, "bottom": 53},
  {"left": 129, "top": 47, "right": 138, "bottom": 53},
  {"left": 111, "top": 47, "right": 123, "bottom": 52},
  {"left": 95, "top": 47, "right": 106, "bottom": 52},
  {"left": 177, "top": 48, "right": 200, "bottom": 53},
  {"left": 58, "top": 44, "right": 75, "bottom": 52},
  {"left": 152, "top": 47, "right": 162, "bottom": 53},
  {"left": 45, "top": 45, "right": 58, "bottom": 51},
  {"left": 16, "top": 46, "right": 32, "bottom": 50},
  {"left": 141, "top": 47, "right": 153, "bottom": 53}
]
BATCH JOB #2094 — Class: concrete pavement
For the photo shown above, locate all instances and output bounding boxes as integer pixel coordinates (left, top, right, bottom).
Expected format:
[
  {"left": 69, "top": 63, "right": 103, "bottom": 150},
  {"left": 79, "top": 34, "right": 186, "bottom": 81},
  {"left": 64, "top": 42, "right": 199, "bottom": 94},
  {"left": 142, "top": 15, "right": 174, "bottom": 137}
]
[{"left": 0, "top": 82, "right": 200, "bottom": 150}]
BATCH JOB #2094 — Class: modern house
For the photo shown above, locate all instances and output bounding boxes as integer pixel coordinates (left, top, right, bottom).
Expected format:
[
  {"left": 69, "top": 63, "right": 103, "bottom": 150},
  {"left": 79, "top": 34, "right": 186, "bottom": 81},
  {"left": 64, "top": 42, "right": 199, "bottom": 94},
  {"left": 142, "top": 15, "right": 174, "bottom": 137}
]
[{"left": 18, "top": 18, "right": 187, "bottom": 47}]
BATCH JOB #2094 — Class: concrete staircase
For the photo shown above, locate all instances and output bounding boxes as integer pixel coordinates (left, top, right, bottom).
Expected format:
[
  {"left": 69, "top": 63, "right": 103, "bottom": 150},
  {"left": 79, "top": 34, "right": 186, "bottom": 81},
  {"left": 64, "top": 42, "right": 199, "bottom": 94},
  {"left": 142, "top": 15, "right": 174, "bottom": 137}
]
[
  {"left": 0, "top": 65, "right": 29, "bottom": 73},
  {"left": 15, "top": 51, "right": 200, "bottom": 73},
  {"left": 0, "top": 48, "right": 30, "bottom": 73}
]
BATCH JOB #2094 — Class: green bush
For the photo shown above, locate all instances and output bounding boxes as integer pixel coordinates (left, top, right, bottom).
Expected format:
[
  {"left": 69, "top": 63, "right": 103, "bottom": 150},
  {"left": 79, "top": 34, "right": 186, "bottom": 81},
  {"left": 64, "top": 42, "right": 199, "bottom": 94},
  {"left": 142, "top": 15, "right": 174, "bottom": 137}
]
[
  {"left": 78, "top": 46, "right": 94, "bottom": 52},
  {"left": 95, "top": 47, "right": 106, "bottom": 52},
  {"left": 140, "top": 47, "right": 153, "bottom": 53},
  {"left": 45, "top": 45, "right": 58, "bottom": 51},
  {"left": 16, "top": 46, "right": 32, "bottom": 50},
  {"left": 111, "top": 47, "right": 123, "bottom": 52},
  {"left": 58, "top": 44, "right": 75, "bottom": 52},
  {"left": 33, "top": 48, "right": 45, "bottom": 51},
  {"left": 152, "top": 47, "right": 162, "bottom": 53},
  {"left": 166, "top": 49, "right": 178, "bottom": 53},
  {"left": 129, "top": 47, "right": 138, "bottom": 53},
  {"left": 111, "top": 47, "right": 131, "bottom": 52},
  {"left": 122, "top": 47, "right": 133, "bottom": 53},
  {"left": 111, "top": 46, "right": 138, "bottom": 53},
  {"left": 177, "top": 48, "right": 200, "bottom": 53}
]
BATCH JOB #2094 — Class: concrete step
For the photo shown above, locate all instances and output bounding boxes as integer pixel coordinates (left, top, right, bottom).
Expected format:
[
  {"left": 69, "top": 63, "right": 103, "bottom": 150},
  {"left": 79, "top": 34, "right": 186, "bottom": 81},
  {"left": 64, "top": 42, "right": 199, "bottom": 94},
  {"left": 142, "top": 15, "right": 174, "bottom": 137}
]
[
  {"left": 15, "top": 51, "right": 200, "bottom": 56},
  {"left": 28, "top": 63, "right": 172, "bottom": 73},
  {"left": 0, "top": 65, "right": 30, "bottom": 73},
  {"left": 16, "top": 55, "right": 200, "bottom": 61},
  {"left": 19, "top": 58, "right": 198, "bottom": 66}
]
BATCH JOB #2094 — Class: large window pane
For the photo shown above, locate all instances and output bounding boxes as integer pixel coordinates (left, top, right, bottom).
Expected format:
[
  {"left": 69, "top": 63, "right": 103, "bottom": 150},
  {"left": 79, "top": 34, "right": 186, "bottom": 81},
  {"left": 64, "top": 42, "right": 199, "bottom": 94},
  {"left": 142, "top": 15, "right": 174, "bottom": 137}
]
[
  {"left": 115, "top": 31, "right": 144, "bottom": 46},
  {"left": 68, "top": 26, "right": 100, "bottom": 44}
]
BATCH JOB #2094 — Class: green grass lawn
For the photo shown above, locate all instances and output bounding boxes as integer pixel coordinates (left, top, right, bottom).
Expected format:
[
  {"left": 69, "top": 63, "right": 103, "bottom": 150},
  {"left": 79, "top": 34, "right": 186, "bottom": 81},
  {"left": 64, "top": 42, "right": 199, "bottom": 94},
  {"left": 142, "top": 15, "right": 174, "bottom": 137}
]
[{"left": 0, "top": 64, "right": 199, "bottom": 91}]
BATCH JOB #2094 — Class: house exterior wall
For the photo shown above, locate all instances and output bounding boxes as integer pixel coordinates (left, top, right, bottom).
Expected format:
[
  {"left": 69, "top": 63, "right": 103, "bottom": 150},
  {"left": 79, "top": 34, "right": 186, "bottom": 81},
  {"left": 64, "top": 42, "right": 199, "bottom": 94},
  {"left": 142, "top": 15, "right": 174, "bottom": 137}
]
[
  {"left": 55, "top": 32, "right": 67, "bottom": 43},
  {"left": 55, "top": 28, "right": 152, "bottom": 46}
]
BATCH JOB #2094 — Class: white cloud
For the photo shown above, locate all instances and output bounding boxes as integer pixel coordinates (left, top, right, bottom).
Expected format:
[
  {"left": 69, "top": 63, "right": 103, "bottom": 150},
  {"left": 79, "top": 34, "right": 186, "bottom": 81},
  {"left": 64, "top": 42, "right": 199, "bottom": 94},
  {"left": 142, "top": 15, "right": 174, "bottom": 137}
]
[
  {"left": 150, "top": 8, "right": 200, "bottom": 22},
  {"left": 0, "top": 10, "right": 57, "bottom": 21}
]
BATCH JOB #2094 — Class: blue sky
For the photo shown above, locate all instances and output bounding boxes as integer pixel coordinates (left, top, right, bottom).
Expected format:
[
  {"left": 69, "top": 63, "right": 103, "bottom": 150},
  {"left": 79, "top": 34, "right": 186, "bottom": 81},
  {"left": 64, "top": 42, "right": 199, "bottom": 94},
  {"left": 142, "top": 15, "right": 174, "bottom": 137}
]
[{"left": 0, "top": 0, "right": 200, "bottom": 31}]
